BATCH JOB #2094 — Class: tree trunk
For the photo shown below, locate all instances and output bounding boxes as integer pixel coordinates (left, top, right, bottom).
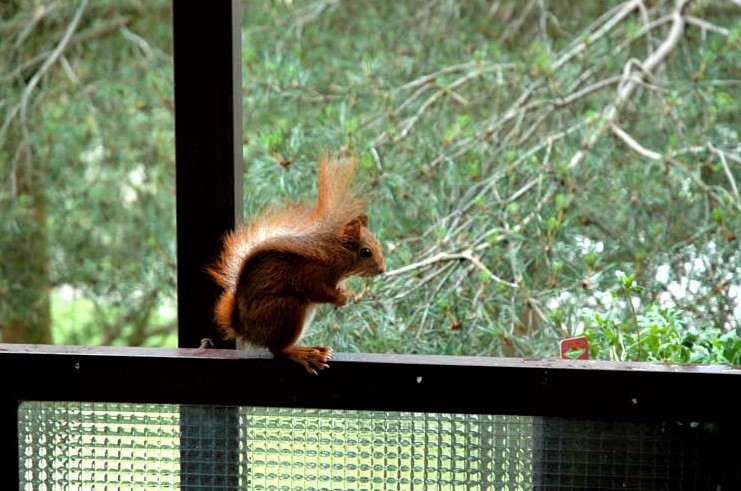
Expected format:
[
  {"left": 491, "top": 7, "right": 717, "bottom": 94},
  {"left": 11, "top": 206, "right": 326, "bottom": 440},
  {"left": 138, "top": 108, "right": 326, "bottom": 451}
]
[{"left": 0, "top": 151, "right": 52, "bottom": 344}]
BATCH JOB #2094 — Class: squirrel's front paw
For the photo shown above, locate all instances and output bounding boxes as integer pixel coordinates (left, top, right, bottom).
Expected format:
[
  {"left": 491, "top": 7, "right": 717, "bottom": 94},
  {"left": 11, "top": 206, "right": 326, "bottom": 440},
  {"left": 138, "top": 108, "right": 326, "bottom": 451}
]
[{"left": 334, "top": 287, "right": 349, "bottom": 307}]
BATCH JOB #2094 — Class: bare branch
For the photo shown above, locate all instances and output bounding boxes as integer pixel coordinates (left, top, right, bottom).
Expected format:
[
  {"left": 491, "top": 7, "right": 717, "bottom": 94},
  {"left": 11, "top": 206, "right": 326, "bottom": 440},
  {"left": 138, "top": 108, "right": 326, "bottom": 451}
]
[
  {"left": 385, "top": 251, "right": 471, "bottom": 277},
  {"left": 568, "top": 0, "right": 694, "bottom": 169},
  {"left": 707, "top": 143, "right": 740, "bottom": 204},
  {"left": 685, "top": 15, "right": 731, "bottom": 36},
  {"left": 14, "top": 1, "right": 61, "bottom": 46},
  {"left": 380, "top": 63, "right": 508, "bottom": 145},
  {"left": 610, "top": 123, "right": 662, "bottom": 160},
  {"left": 553, "top": 0, "right": 643, "bottom": 71},
  {"left": 1, "top": 0, "right": 90, "bottom": 143},
  {"left": 397, "top": 61, "right": 509, "bottom": 92},
  {"left": 556, "top": 76, "right": 623, "bottom": 107},
  {"left": 384, "top": 249, "right": 517, "bottom": 288},
  {"left": 1, "top": 15, "right": 131, "bottom": 84}
]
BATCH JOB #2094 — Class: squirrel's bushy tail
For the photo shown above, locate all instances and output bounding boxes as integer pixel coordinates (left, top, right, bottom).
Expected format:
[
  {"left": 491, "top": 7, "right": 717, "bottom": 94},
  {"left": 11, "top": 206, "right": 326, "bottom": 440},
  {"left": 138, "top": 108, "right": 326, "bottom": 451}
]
[
  {"left": 208, "top": 154, "right": 366, "bottom": 337},
  {"left": 315, "top": 154, "right": 365, "bottom": 220}
]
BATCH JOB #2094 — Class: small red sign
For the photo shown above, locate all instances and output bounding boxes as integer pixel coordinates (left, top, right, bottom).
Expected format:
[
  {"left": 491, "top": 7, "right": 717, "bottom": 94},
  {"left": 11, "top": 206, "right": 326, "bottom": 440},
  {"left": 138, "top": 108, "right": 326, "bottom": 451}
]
[{"left": 560, "top": 336, "right": 589, "bottom": 360}]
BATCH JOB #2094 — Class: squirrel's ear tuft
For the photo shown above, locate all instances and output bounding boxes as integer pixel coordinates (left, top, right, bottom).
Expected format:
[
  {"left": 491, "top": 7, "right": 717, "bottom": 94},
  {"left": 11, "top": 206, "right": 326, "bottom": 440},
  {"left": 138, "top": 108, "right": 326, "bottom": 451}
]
[
  {"left": 357, "top": 214, "right": 369, "bottom": 227},
  {"left": 343, "top": 218, "right": 362, "bottom": 242}
]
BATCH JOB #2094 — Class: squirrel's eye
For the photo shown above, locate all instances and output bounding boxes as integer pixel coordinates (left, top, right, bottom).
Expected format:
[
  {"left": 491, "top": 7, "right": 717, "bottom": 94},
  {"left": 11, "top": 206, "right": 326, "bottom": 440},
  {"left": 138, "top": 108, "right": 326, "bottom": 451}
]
[{"left": 360, "top": 247, "right": 373, "bottom": 258}]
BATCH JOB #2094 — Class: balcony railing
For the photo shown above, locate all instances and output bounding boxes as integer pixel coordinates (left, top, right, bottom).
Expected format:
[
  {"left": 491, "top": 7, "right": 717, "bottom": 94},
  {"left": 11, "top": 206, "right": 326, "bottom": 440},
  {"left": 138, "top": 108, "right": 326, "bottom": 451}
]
[{"left": 3, "top": 344, "right": 741, "bottom": 489}]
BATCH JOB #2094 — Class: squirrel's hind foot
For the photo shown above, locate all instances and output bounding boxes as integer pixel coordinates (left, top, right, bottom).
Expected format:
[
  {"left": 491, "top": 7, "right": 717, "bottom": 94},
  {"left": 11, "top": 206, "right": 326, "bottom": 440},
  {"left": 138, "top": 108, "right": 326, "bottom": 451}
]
[{"left": 282, "top": 345, "right": 332, "bottom": 375}]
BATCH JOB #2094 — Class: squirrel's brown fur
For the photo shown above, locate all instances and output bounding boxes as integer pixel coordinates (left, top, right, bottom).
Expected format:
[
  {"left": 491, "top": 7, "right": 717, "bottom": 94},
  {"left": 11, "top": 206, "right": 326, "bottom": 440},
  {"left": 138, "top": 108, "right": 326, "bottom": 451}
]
[{"left": 208, "top": 155, "right": 385, "bottom": 374}]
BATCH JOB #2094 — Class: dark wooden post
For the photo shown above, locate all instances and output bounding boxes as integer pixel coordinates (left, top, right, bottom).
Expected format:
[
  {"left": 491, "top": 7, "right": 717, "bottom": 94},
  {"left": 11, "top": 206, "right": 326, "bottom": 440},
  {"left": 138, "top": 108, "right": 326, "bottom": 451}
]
[
  {"left": 174, "top": 0, "right": 243, "bottom": 350},
  {"left": 0, "top": 398, "right": 18, "bottom": 490},
  {"left": 173, "top": 1, "right": 243, "bottom": 488}
]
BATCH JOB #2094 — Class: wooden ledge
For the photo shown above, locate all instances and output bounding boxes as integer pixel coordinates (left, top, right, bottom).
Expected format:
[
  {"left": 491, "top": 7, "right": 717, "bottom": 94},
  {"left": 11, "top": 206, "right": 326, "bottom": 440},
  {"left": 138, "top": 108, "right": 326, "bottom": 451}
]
[{"left": 1, "top": 343, "right": 740, "bottom": 422}]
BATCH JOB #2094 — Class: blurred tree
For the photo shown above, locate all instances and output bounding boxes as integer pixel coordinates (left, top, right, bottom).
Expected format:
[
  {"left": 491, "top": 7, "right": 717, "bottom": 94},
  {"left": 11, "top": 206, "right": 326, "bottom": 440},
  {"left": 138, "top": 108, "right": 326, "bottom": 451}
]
[{"left": 0, "top": 0, "right": 176, "bottom": 345}]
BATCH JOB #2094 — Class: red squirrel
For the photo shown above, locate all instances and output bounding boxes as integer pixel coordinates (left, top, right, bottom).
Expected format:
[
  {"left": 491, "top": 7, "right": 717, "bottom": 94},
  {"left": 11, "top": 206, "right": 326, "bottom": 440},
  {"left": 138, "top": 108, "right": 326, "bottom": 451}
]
[{"left": 208, "top": 155, "right": 385, "bottom": 374}]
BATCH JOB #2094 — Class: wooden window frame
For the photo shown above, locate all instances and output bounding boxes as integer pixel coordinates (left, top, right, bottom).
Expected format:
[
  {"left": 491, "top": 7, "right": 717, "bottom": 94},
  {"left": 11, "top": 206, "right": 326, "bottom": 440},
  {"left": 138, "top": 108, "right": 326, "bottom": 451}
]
[{"left": 1, "top": 1, "right": 740, "bottom": 488}]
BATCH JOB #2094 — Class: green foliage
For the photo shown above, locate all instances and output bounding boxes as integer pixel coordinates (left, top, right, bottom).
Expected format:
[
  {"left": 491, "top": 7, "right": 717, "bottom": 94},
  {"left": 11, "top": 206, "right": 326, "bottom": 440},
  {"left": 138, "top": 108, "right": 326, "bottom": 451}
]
[
  {"left": 585, "top": 274, "right": 741, "bottom": 364},
  {"left": 236, "top": 0, "right": 741, "bottom": 361}
]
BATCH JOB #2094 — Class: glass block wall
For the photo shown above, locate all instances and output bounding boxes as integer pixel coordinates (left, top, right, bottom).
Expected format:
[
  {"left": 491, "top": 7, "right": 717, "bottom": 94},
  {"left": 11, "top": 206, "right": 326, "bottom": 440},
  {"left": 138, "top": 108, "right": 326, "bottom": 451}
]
[
  {"left": 19, "top": 402, "right": 180, "bottom": 490},
  {"left": 18, "top": 402, "right": 532, "bottom": 490},
  {"left": 243, "top": 408, "right": 532, "bottom": 490},
  {"left": 18, "top": 402, "right": 739, "bottom": 490}
]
